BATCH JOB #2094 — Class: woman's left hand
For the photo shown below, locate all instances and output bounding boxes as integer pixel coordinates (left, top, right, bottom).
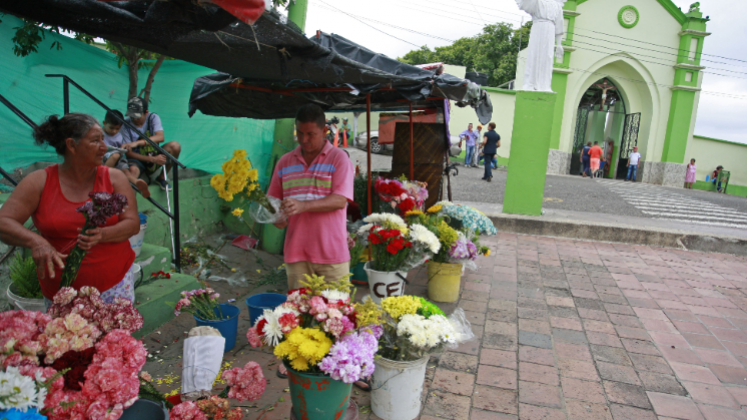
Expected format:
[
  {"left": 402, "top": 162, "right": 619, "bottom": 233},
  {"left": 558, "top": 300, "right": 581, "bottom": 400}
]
[{"left": 77, "top": 227, "right": 105, "bottom": 250}]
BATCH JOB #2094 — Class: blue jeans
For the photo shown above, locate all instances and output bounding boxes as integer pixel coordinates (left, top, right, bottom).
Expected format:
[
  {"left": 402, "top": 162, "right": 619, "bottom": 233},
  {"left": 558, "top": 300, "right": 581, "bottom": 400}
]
[
  {"left": 479, "top": 154, "right": 497, "bottom": 169},
  {"left": 483, "top": 154, "right": 495, "bottom": 179},
  {"left": 465, "top": 145, "right": 476, "bottom": 166},
  {"left": 627, "top": 164, "right": 638, "bottom": 181}
]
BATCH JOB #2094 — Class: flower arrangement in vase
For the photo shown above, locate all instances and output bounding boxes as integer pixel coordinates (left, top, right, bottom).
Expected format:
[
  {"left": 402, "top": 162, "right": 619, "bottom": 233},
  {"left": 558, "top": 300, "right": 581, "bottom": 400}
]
[
  {"left": 61, "top": 192, "right": 129, "bottom": 287},
  {"left": 174, "top": 287, "right": 224, "bottom": 320}
]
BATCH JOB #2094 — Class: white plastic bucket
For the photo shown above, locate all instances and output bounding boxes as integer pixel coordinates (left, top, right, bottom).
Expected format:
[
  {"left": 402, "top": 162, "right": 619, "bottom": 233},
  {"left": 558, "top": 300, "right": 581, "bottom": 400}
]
[
  {"left": 129, "top": 213, "right": 148, "bottom": 257},
  {"left": 371, "top": 356, "right": 429, "bottom": 420},
  {"left": 6, "top": 283, "right": 46, "bottom": 312},
  {"left": 364, "top": 262, "right": 407, "bottom": 304}
]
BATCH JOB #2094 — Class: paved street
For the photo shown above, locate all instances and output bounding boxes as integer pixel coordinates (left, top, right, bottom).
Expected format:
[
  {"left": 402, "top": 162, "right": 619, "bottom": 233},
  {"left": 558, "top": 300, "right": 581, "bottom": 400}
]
[
  {"left": 346, "top": 147, "right": 747, "bottom": 230},
  {"left": 143, "top": 232, "right": 747, "bottom": 420}
]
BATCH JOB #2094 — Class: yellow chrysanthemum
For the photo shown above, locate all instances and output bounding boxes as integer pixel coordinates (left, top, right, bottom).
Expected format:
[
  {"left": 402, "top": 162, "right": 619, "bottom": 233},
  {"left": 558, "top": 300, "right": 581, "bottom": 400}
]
[
  {"left": 210, "top": 174, "right": 225, "bottom": 190},
  {"left": 437, "top": 220, "right": 458, "bottom": 247},
  {"left": 274, "top": 327, "right": 332, "bottom": 371},
  {"left": 485, "top": 249, "right": 491, "bottom": 257},
  {"left": 381, "top": 296, "right": 421, "bottom": 321},
  {"left": 427, "top": 204, "right": 442, "bottom": 213},
  {"left": 232, "top": 208, "right": 244, "bottom": 217},
  {"left": 355, "top": 299, "right": 383, "bottom": 328},
  {"left": 248, "top": 169, "right": 259, "bottom": 182},
  {"left": 405, "top": 210, "right": 424, "bottom": 217}
]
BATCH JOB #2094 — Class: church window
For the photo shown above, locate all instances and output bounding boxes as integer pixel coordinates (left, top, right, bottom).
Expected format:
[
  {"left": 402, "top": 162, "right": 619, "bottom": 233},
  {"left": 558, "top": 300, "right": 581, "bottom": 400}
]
[
  {"left": 685, "top": 72, "right": 693, "bottom": 82},
  {"left": 688, "top": 38, "right": 699, "bottom": 61}
]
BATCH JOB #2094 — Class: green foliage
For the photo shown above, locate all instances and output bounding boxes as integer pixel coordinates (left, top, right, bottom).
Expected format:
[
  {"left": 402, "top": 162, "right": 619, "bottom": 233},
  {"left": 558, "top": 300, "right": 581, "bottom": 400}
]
[
  {"left": 8, "top": 19, "right": 95, "bottom": 57},
  {"left": 9, "top": 253, "right": 42, "bottom": 299},
  {"left": 398, "top": 21, "right": 533, "bottom": 88}
]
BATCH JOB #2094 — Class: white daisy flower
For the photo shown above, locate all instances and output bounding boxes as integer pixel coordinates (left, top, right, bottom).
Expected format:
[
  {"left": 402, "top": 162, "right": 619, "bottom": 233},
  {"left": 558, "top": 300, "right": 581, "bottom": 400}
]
[{"left": 409, "top": 224, "right": 441, "bottom": 254}]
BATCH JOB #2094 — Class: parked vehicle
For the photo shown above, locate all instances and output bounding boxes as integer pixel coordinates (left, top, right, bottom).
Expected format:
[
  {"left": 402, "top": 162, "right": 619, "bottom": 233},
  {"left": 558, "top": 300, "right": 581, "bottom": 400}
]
[
  {"left": 325, "top": 116, "right": 340, "bottom": 143},
  {"left": 354, "top": 131, "right": 394, "bottom": 155}
]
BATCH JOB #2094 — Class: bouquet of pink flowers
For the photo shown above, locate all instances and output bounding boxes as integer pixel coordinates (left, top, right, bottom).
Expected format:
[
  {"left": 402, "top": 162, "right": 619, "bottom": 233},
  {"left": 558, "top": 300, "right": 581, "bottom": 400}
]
[
  {"left": 47, "top": 287, "right": 143, "bottom": 334},
  {"left": 61, "top": 192, "right": 128, "bottom": 288},
  {"left": 246, "top": 274, "right": 379, "bottom": 383},
  {"left": 174, "top": 287, "right": 224, "bottom": 320},
  {"left": 0, "top": 287, "right": 148, "bottom": 420},
  {"left": 374, "top": 177, "right": 428, "bottom": 216}
]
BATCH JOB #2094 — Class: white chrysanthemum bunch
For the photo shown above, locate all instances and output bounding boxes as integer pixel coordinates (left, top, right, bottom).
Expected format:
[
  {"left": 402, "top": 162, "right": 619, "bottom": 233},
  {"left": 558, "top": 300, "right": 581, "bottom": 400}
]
[
  {"left": 0, "top": 367, "right": 46, "bottom": 412},
  {"left": 396, "top": 314, "right": 459, "bottom": 350},
  {"left": 363, "top": 213, "right": 408, "bottom": 232},
  {"left": 409, "top": 224, "right": 441, "bottom": 254}
]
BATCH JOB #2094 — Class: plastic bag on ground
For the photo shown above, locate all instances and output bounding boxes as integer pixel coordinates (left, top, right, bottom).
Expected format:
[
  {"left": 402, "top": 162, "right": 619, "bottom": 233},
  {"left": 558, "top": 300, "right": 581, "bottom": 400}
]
[
  {"left": 445, "top": 307, "right": 476, "bottom": 349},
  {"left": 181, "top": 326, "right": 225, "bottom": 400}
]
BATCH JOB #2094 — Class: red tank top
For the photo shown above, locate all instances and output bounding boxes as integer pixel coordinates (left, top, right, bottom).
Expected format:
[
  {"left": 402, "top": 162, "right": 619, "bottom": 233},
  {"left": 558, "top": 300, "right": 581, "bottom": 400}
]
[{"left": 32, "top": 165, "right": 135, "bottom": 299}]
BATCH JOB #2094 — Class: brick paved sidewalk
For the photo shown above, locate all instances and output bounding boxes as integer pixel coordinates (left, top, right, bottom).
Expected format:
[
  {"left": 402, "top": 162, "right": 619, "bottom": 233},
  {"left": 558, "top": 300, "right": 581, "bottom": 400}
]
[
  {"left": 144, "top": 232, "right": 747, "bottom": 420},
  {"left": 413, "top": 233, "right": 747, "bottom": 420}
]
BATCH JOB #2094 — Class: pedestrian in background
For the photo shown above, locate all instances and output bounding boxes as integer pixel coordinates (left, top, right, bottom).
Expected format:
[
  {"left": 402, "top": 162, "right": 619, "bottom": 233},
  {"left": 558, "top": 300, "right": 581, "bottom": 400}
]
[
  {"left": 589, "top": 141, "right": 603, "bottom": 176},
  {"left": 472, "top": 124, "right": 483, "bottom": 167},
  {"left": 626, "top": 146, "right": 641, "bottom": 182},
  {"left": 711, "top": 165, "right": 724, "bottom": 192},
  {"left": 684, "top": 158, "right": 696, "bottom": 189},
  {"left": 581, "top": 142, "right": 591, "bottom": 178},
  {"left": 481, "top": 122, "right": 500, "bottom": 182},
  {"left": 459, "top": 123, "right": 479, "bottom": 167}
]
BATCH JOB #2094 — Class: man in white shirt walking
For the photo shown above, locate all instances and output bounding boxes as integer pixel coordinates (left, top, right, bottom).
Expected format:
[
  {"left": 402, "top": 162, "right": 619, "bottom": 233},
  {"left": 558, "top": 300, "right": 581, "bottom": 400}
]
[{"left": 626, "top": 146, "right": 641, "bottom": 182}]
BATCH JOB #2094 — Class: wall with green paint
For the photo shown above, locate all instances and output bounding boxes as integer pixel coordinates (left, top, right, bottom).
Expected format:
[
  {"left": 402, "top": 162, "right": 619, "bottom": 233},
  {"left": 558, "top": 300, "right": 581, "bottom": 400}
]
[
  {"left": 662, "top": 89, "right": 696, "bottom": 163},
  {"left": 689, "top": 135, "right": 747, "bottom": 187},
  {"left": 503, "top": 92, "right": 556, "bottom": 216},
  {"left": 692, "top": 181, "right": 747, "bottom": 197}
]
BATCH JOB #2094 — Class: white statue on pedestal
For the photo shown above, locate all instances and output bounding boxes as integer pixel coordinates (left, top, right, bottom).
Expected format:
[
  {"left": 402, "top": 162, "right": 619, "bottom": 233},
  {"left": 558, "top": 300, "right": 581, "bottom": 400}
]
[{"left": 516, "top": 0, "right": 567, "bottom": 92}]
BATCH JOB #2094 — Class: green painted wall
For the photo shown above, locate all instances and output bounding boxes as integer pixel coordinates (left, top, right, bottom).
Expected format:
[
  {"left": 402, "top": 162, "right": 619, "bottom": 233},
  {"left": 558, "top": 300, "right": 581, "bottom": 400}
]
[
  {"left": 503, "top": 91, "right": 557, "bottom": 216},
  {"left": 692, "top": 180, "right": 747, "bottom": 197},
  {"left": 549, "top": 73, "right": 569, "bottom": 150},
  {"left": 662, "top": 89, "right": 696, "bottom": 163}
]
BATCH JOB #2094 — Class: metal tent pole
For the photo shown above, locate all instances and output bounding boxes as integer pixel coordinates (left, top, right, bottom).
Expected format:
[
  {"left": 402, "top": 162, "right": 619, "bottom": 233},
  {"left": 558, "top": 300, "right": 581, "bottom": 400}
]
[
  {"left": 366, "top": 94, "right": 372, "bottom": 215},
  {"left": 409, "top": 102, "right": 414, "bottom": 180}
]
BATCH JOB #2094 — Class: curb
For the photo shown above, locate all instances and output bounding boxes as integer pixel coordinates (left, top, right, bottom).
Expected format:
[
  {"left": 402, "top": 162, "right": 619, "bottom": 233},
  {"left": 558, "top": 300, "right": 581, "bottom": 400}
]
[{"left": 487, "top": 213, "right": 747, "bottom": 256}]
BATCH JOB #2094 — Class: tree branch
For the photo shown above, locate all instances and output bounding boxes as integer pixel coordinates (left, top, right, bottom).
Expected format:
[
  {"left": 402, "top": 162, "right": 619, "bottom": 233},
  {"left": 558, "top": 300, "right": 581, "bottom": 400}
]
[{"left": 141, "top": 54, "right": 166, "bottom": 104}]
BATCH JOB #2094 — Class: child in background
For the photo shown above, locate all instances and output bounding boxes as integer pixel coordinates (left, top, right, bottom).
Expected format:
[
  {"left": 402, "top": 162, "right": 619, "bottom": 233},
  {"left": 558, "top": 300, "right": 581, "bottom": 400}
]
[
  {"left": 102, "top": 110, "right": 151, "bottom": 198},
  {"left": 685, "top": 159, "right": 697, "bottom": 189}
]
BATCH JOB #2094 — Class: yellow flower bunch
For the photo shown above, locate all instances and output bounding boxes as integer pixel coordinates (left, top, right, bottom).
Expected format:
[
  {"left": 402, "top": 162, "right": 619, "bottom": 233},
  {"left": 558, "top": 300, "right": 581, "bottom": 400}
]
[
  {"left": 355, "top": 299, "right": 383, "bottom": 327},
  {"left": 274, "top": 327, "right": 332, "bottom": 371},
  {"left": 381, "top": 296, "right": 421, "bottom": 321},
  {"left": 405, "top": 210, "right": 424, "bottom": 217},
  {"left": 299, "top": 273, "right": 353, "bottom": 296},
  {"left": 211, "top": 150, "right": 260, "bottom": 202},
  {"left": 427, "top": 204, "right": 442, "bottom": 213},
  {"left": 437, "top": 220, "right": 458, "bottom": 247}
]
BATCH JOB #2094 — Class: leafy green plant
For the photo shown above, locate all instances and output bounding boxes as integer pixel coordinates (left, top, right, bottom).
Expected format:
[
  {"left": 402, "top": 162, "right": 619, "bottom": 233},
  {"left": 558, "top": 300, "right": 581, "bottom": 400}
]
[{"left": 9, "top": 253, "right": 43, "bottom": 299}]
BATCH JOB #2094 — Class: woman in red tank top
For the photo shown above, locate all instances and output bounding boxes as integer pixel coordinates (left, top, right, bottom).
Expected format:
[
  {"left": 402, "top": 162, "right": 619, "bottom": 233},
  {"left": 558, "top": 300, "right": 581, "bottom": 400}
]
[{"left": 0, "top": 113, "right": 140, "bottom": 301}]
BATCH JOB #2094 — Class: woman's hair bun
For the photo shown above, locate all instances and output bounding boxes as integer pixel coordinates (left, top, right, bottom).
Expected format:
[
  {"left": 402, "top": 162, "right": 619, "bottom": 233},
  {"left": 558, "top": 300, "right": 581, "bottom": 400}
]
[{"left": 32, "top": 113, "right": 99, "bottom": 156}]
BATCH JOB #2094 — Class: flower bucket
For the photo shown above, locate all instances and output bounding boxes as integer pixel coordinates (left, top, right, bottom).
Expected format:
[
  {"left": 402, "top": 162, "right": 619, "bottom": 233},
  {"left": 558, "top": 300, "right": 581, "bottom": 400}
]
[
  {"left": 129, "top": 212, "right": 148, "bottom": 257},
  {"left": 286, "top": 363, "right": 353, "bottom": 420},
  {"left": 350, "top": 261, "right": 368, "bottom": 285},
  {"left": 364, "top": 262, "right": 407, "bottom": 304},
  {"left": 120, "top": 398, "right": 169, "bottom": 420},
  {"left": 6, "top": 283, "right": 46, "bottom": 312},
  {"left": 194, "top": 304, "right": 239, "bottom": 352},
  {"left": 371, "top": 356, "right": 429, "bottom": 420},
  {"left": 427, "top": 261, "right": 463, "bottom": 303},
  {"left": 246, "top": 293, "right": 287, "bottom": 326}
]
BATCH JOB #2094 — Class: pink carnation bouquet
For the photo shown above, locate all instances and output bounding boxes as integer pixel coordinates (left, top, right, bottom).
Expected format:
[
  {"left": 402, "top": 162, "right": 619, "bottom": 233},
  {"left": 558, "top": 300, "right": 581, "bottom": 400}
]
[
  {"left": 47, "top": 286, "right": 143, "bottom": 334},
  {"left": 174, "top": 287, "right": 224, "bottom": 321}
]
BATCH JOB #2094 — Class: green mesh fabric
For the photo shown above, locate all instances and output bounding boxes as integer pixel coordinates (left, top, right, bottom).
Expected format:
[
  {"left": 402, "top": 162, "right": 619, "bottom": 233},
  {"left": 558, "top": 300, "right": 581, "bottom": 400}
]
[{"left": 0, "top": 15, "right": 275, "bottom": 185}]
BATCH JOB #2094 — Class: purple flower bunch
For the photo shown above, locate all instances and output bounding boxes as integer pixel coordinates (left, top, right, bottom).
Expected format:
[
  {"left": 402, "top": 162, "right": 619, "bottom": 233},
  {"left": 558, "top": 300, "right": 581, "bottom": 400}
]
[
  {"left": 319, "top": 329, "right": 379, "bottom": 383},
  {"left": 449, "top": 238, "right": 479, "bottom": 261},
  {"left": 76, "top": 192, "right": 128, "bottom": 227}
]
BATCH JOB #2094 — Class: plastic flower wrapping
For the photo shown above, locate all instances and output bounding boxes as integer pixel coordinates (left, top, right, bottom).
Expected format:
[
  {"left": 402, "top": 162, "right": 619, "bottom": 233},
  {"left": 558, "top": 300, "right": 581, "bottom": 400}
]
[
  {"left": 356, "top": 213, "right": 440, "bottom": 272},
  {"left": 0, "top": 287, "right": 149, "bottom": 420},
  {"left": 356, "top": 295, "right": 475, "bottom": 361},
  {"left": 174, "top": 287, "right": 225, "bottom": 321},
  {"left": 374, "top": 176, "right": 428, "bottom": 216},
  {"left": 246, "top": 274, "right": 379, "bottom": 383}
]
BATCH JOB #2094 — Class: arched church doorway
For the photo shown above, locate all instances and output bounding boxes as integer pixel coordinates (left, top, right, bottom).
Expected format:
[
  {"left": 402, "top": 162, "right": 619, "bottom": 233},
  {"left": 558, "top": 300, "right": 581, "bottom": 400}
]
[{"left": 570, "top": 78, "right": 640, "bottom": 179}]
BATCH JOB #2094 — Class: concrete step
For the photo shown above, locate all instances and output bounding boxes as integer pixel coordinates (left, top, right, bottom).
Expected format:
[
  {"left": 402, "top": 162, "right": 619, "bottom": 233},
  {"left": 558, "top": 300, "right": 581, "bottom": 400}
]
[
  {"left": 134, "top": 272, "right": 202, "bottom": 336},
  {"left": 135, "top": 243, "right": 173, "bottom": 279}
]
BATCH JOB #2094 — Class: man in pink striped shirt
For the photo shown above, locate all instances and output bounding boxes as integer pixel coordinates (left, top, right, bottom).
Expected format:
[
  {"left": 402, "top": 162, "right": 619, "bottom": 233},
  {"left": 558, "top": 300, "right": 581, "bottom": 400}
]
[{"left": 268, "top": 104, "right": 354, "bottom": 291}]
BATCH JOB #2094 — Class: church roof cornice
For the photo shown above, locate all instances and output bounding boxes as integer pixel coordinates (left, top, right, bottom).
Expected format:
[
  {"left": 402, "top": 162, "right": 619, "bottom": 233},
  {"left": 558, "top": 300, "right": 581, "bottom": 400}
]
[{"left": 574, "top": 0, "right": 687, "bottom": 25}]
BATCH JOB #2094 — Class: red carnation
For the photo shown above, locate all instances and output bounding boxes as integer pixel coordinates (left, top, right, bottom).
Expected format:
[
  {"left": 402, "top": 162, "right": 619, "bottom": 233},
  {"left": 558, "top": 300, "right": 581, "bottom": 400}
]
[
  {"left": 397, "top": 198, "right": 416, "bottom": 214},
  {"left": 369, "top": 232, "right": 383, "bottom": 245}
]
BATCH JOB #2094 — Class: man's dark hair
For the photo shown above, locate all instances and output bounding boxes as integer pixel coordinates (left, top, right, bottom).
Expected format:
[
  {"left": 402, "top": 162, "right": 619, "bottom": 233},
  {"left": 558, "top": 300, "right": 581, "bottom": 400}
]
[
  {"left": 103, "top": 110, "right": 124, "bottom": 126},
  {"left": 295, "top": 104, "right": 326, "bottom": 129},
  {"left": 717, "top": 165, "right": 723, "bottom": 170},
  {"left": 488, "top": 122, "right": 496, "bottom": 130},
  {"left": 593, "top": 141, "right": 599, "bottom": 145}
]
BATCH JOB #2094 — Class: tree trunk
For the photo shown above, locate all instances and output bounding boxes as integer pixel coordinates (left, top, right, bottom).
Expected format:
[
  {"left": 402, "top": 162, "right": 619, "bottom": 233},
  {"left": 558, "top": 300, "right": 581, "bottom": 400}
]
[
  {"left": 127, "top": 59, "right": 139, "bottom": 100},
  {"left": 140, "top": 54, "right": 166, "bottom": 104}
]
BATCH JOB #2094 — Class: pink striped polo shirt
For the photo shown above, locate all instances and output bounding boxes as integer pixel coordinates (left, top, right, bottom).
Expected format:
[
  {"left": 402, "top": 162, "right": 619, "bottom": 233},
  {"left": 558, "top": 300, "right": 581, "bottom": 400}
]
[{"left": 268, "top": 141, "right": 353, "bottom": 264}]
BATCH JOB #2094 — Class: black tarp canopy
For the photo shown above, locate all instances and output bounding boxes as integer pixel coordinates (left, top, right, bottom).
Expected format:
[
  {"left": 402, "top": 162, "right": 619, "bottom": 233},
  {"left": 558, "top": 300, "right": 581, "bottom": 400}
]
[{"left": 0, "top": 0, "right": 492, "bottom": 121}]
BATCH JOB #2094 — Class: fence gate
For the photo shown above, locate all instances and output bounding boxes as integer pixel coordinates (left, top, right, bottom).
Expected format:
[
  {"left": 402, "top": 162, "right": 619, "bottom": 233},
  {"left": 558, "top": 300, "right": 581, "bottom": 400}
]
[
  {"left": 616, "top": 112, "right": 641, "bottom": 179},
  {"left": 570, "top": 107, "right": 591, "bottom": 175}
]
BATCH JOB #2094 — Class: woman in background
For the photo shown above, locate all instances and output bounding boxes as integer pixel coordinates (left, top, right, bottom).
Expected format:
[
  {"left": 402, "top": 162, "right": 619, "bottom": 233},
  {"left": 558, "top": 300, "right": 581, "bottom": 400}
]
[{"left": 684, "top": 159, "right": 697, "bottom": 189}]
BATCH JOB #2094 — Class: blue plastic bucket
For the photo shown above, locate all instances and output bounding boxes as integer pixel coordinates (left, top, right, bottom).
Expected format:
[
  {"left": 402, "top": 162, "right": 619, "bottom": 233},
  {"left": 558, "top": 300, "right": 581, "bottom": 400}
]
[
  {"left": 120, "top": 398, "right": 168, "bottom": 420},
  {"left": 194, "top": 303, "right": 240, "bottom": 352},
  {"left": 246, "top": 293, "right": 287, "bottom": 326}
]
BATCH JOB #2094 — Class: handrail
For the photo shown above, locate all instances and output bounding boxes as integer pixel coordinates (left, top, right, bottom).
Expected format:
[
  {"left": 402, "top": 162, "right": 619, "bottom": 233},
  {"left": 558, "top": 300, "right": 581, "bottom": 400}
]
[
  {"left": 44, "top": 74, "right": 186, "bottom": 169},
  {"left": 0, "top": 90, "right": 180, "bottom": 270}
]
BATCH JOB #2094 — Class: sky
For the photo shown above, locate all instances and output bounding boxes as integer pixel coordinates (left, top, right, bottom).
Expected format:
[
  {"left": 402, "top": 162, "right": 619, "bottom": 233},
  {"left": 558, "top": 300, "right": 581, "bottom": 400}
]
[{"left": 304, "top": 0, "right": 747, "bottom": 144}]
